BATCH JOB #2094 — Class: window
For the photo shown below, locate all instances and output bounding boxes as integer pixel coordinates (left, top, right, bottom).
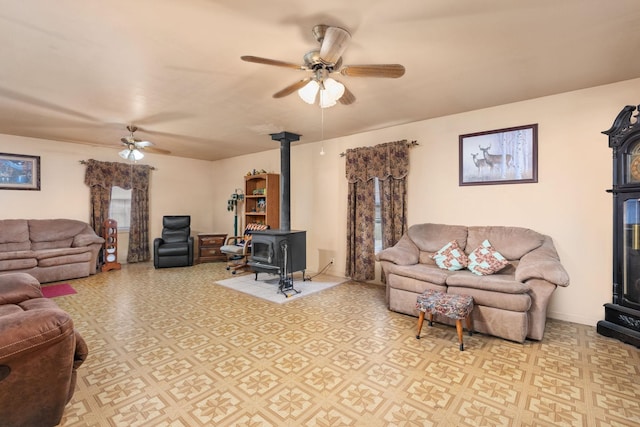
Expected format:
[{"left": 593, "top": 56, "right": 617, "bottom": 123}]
[
  {"left": 109, "top": 186, "right": 131, "bottom": 231},
  {"left": 374, "top": 177, "right": 382, "bottom": 253}
]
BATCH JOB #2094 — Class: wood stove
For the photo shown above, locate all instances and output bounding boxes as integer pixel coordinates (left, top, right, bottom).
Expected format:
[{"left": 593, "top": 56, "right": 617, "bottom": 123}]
[
  {"left": 248, "top": 229, "right": 306, "bottom": 277},
  {"left": 247, "top": 132, "right": 307, "bottom": 295}
]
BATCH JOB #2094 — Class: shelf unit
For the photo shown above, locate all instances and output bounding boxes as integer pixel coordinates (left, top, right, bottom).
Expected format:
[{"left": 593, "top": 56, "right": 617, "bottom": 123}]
[
  {"left": 101, "top": 218, "right": 121, "bottom": 272},
  {"left": 244, "top": 173, "right": 279, "bottom": 229}
]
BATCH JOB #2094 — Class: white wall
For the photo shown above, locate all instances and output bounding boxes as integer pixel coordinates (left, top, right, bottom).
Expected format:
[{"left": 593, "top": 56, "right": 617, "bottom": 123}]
[
  {"left": 2, "top": 77, "right": 639, "bottom": 327},
  {"left": 0, "top": 136, "right": 215, "bottom": 255}
]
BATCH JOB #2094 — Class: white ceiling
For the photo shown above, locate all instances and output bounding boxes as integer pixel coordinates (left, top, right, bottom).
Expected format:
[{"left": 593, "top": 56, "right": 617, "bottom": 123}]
[{"left": 1, "top": 0, "right": 639, "bottom": 161}]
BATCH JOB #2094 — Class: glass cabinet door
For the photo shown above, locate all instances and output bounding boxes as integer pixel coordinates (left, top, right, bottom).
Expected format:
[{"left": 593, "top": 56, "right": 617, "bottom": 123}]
[{"left": 623, "top": 198, "right": 640, "bottom": 305}]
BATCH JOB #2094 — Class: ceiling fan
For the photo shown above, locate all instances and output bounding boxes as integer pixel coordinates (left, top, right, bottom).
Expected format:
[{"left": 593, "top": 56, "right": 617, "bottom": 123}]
[
  {"left": 119, "top": 125, "right": 170, "bottom": 161},
  {"left": 241, "top": 24, "right": 405, "bottom": 107}
]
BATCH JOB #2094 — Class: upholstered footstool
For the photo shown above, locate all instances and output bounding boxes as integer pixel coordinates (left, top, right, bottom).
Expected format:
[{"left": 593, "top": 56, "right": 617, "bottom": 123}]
[{"left": 416, "top": 289, "right": 474, "bottom": 351}]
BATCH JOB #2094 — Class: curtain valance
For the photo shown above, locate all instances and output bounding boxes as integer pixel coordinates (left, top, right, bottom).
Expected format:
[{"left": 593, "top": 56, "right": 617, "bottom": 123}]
[
  {"left": 345, "top": 140, "right": 409, "bottom": 183},
  {"left": 84, "top": 159, "right": 152, "bottom": 190}
]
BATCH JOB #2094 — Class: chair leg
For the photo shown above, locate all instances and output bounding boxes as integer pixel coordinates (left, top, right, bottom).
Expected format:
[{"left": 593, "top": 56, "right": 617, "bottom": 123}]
[
  {"left": 455, "top": 319, "right": 464, "bottom": 351},
  {"left": 416, "top": 311, "right": 425, "bottom": 339}
]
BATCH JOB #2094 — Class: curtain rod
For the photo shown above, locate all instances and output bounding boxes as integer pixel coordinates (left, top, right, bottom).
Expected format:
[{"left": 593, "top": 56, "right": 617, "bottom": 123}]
[
  {"left": 79, "top": 160, "right": 156, "bottom": 170},
  {"left": 339, "top": 140, "right": 419, "bottom": 157}
]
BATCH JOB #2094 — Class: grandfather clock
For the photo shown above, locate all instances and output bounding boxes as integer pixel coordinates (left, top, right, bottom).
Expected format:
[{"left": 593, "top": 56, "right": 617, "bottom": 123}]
[{"left": 598, "top": 105, "right": 640, "bottom": 347}]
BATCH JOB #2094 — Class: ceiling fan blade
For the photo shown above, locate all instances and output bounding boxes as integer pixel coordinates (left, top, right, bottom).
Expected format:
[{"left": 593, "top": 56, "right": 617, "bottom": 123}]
[
  {"left": 144, "top": 146, "right": 171, "bottom": 155},
  {"left": 273, "top": 78, "right": 312, "bottom": 98},
  {"left": 136, "top": 140, "right": 153, "bottom": 148},
  {"left": 340, "top": 64, "right": 406, "bottom": 78},
  {"left": 241, "top": 55, "right": 307, "bottom": 70},
  {"left": 339, "top": 85, "right": 356, "bottom": 105},
  {"left": 319, "top": 26, "right": 351, "bottom": 65}
]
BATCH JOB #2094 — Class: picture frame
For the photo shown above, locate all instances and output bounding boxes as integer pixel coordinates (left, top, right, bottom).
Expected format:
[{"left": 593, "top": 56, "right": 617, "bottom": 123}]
[
  {"left": 459, "top": 124, "right": 538, "bottom": 186},
  {"left": 0, "top": 152, "right": 41, "bottom": 191}
]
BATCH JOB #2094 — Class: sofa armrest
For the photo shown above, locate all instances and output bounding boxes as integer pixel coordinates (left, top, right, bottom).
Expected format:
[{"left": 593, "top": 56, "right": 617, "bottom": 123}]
[
  {"left": 73, "top": 329, "right": 89, "bottom": 370},
  {"left": 0, "top": 273, "right": 42, "bottom": 304},
  {"left": 72, "top": 233, "right": 105, "bottom": 248},
  {"left": 515, "top": 236, "right": 570, "bottom": 287},
  {"left": 71, "top": 230, "right": 104, "bottom": 275},
  {"left": 153, "top": 237, "right": 164, "bottom": 249},
  {"left": 0, "top": 306, "right": 74, "bottom": 360},
  {"left": 0, "top": 303, "right": 77, "bottom": 426},
  {"left": 376, "top": 234, "right": 420, "bottom": 266}
]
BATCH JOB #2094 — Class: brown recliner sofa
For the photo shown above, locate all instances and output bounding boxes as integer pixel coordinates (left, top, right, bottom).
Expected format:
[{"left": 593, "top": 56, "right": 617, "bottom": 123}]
[
  {"left": 0, "top": 218, "right": 104, "bottom": 283},
  {"left": 377, "top": 223, "right": 570, "bottom": 343},
  {"left": 0, "top": 273, "right": 88, "bottom": 427}
]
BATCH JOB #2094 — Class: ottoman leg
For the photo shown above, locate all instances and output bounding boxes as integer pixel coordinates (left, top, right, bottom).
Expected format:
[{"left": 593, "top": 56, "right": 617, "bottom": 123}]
[
  {"left": 416, "top": 311, "right": 425, "bottom": 339},
  {"left": 465, "top": 315, "right": 473, "bottom": 336},
  {"left": 455, "top": 319, "right": 464, "bottom": 351}
]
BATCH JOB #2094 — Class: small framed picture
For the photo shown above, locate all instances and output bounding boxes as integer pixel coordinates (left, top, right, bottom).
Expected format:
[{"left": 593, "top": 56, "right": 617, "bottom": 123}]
[
  {"left": 0, "top": 152, "right": 41, "bottom": 190},
  {"left": 459, "top": 124, "right": 538, "bottom": 186}
]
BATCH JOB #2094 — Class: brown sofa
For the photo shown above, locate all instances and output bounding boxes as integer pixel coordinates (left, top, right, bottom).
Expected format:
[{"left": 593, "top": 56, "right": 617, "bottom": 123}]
[
  {"left": 0, "top": 219, "right": 104, "bottom": 283},
  {"left": 0, "top": 273, "right": 88, "bottom": 427},
  {"left": 376, "top": 223, "right": 570, "bottom": 343}
]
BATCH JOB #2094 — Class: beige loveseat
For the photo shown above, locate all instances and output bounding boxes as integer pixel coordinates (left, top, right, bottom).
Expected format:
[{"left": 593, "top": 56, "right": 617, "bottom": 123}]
[
  {"left": 0, "top": 219, "right": 104, "bottom": 283},
  {"left": 376, "top": 223, "right": 570, "bottom": 343}
]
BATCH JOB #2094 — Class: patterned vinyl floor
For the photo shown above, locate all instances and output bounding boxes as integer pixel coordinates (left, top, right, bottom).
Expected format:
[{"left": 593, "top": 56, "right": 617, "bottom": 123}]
[{"left": 49, "top": 262, "right": 640, "bottom": 426}]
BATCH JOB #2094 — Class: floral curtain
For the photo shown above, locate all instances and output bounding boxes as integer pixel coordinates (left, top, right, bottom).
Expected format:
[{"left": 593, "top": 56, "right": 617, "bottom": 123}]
[
  {"left": 84, "top": 159, "right": 152, "bottom": 263},
  {"left": 345, "top": 140, "right": 409, "bottom": 281}
]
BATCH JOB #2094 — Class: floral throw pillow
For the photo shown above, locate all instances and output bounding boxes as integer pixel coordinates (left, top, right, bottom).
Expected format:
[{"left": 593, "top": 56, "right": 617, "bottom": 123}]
[
  {"left": 431, "top": 240, "right": 469, "bottom": 271},
  {"left": 467, "top": 239, "right": 509, "bottom": 275}
]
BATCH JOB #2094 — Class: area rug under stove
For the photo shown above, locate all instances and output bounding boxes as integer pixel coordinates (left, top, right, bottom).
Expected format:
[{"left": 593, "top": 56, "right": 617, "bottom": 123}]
[
  {"left": 41, "top": 283, "right": 77, "bottom": 298},
  {"left": 215, "top": 273, "right": 348, "bottom": 303}
]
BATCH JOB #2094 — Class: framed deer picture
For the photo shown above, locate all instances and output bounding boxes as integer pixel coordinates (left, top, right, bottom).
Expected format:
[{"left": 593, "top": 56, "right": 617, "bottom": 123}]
[{"left": 459, "top": 124, "right": 538, "bottom": 186}]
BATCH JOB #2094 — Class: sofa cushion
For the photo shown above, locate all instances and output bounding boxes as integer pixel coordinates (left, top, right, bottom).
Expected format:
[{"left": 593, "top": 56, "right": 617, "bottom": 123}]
[
  {"left": 0, "top": 219, "right": 30, "bottom": 252},
  {"left": 466, "top": 226, "right": 544, "bottom": 260},
  {"left": 28, "top": 219, "right": 89, "bottom": 250},
  {"left": 407, "top": 223, "right": 468, "bottom": 253},
  {"left": 447, "top": 286, "right": 532, "bottom": 312},
  {"left": 382, "top": 262, "right": 453, "bottom": 286},
  {"left": 431, "top": 240, "right": 469, "bottom": 271},
  {"left": 0, "top": 258, "right": 38, "bottom": 271},
  {"left": 32, "top": 238, "right": 74, "bottom": 251},
  {"left": 0, "top": 251, "right": 36, "bottom": 261},
  {"left": 38, "top": 252, "right": 92, "bottom": 268},
  {"left": 467, "top": 240, "right": 509, "bottom": 275},
  {"left": 446, "top": 270, "right": 530, "bottom": 293},
  {"left": 34, "top": 247, "right": 92, "bottom": 260}
]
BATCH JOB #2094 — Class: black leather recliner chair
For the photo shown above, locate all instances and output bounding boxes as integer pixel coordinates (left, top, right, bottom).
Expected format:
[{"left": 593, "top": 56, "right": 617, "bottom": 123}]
[{"left": 153, "top": 215, "right": 194, "bottom": 268}]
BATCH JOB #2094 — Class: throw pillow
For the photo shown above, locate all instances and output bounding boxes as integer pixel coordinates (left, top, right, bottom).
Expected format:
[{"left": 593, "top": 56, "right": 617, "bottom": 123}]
[
  {"left": 431, "top": 240, "right": 469, "bottom": 271},
  {"left": 467, "top": 239, "right": 509, "bottom": 275}
]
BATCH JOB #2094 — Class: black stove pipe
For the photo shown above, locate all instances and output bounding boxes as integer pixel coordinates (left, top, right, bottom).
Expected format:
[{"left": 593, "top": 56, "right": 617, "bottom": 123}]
[{"left": 270, "top": 131, "right": 300, "bottom": 231}]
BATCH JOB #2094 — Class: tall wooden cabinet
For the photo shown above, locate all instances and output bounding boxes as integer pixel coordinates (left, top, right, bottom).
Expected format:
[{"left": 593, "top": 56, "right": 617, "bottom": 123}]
[
  {"left": 598, "top": 104, "right": 640, "bottom": 347},
  {"left": 244, "top": 173, "right": 280, "bottom": 229}
]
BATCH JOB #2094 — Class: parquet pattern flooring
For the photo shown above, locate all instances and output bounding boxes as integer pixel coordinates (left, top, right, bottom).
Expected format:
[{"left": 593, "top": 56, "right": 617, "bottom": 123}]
[{"left": 52, "top": 262, "right": 640, "bottom": 426}]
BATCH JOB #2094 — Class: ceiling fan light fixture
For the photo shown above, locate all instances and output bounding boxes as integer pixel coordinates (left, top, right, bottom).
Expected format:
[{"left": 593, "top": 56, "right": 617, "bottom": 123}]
[
  {"left": 324, "top": 78, "right": 344, "bottom": 99},
  {"left": 131, "top": 149, "right": 144, "bottom": 161},
  {"left": 298, "top": 80, "right": 320, "bottom": 104},
  {"left": 119, "top": 149, "right": 131, "bottom": 160},
  {"left": 319, "top": 89, "right": 337, "bottom": 108},
  {"left": 318, "top": 78, "right": 344, "bottom": 108},
  {"left": 119, "top": 148, "right": 144, "bottom": 161}
]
